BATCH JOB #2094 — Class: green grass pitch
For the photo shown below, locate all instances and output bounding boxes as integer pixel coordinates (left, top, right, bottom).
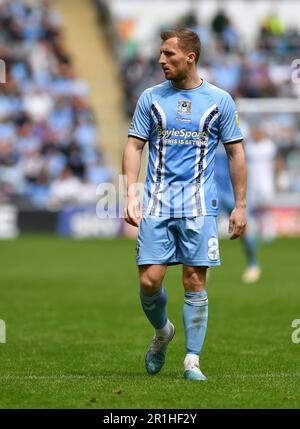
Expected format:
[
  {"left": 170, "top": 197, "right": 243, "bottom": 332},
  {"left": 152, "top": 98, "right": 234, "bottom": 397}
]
[{"left": 0, "top": 235, "right": 299, "bottom": 409}]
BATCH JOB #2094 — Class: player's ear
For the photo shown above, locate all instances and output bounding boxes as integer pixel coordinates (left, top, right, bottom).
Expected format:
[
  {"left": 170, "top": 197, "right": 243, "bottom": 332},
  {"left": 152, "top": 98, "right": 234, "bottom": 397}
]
[{"left": 187, "top": 52, "right": 196, "bottom": 64}]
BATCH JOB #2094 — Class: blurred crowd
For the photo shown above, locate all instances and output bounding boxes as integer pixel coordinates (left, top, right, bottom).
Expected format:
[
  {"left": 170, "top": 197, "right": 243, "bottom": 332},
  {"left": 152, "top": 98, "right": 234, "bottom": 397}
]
[
  {"left": 118, "top": 10, "right": 300, "bottom": 116},
  {"left": 96, "top": 6, "right": 300, "bottom": 197},
  {"left": 206, "top": 10, "right": 299, "bottom": 102},
  {"left": 0, "top": 0, "right": 115, "bottom": 209}
]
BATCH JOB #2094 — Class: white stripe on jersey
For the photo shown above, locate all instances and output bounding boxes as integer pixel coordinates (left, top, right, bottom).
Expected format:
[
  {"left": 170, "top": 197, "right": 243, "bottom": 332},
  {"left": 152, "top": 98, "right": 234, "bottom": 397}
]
[
  {"left": 192, "top": 104, "right": 218, "bottom": 216},
  {"left": 148, "top": 102, "right": 167, "bottom": 216},
  {"left": 200, "top": 109, "right": 220, "bottom": 215}
]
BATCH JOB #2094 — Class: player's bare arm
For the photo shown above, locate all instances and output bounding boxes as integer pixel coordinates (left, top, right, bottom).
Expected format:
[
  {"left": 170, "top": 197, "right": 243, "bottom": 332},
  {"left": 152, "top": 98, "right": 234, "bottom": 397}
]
[
  {"left": 122, "top": 136, "right": 146, "bottom": 227},
  {"left": 225, "top": 141, "right": 247, "bottom": 240}
]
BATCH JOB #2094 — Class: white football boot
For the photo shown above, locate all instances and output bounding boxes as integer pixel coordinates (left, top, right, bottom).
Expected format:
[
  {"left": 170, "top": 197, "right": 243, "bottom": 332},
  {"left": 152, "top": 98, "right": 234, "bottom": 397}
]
[
  {"left": 183, "top": 354, "right": 207, "bottom": 381},
  {"left": 242, "top": 266, "right": 261, "bottom": 283}
]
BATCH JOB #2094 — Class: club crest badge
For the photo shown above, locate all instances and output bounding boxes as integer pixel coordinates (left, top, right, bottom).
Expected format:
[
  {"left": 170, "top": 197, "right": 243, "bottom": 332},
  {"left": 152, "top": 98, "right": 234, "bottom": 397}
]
[{"left": 178, "top": 100, "right": 191, "bottom": 115}]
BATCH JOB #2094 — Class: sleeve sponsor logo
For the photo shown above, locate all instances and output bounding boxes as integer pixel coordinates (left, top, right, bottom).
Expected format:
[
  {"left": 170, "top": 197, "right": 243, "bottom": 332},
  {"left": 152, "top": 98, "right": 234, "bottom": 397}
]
[{"left": 235, "top": 112, "right": 241, "bottom": 128}]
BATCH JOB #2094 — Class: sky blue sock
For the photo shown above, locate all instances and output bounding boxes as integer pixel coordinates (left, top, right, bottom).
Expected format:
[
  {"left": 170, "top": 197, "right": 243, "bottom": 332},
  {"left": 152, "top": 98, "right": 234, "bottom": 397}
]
[
  {"left": 243, "top": 234, "right": 258, "bottom": 267},
  {"left": 140, "top": 287, "right": 167, "bottom": 330},
  {"left": 183, "top": 290, "right": 208, "bottom": 356}
]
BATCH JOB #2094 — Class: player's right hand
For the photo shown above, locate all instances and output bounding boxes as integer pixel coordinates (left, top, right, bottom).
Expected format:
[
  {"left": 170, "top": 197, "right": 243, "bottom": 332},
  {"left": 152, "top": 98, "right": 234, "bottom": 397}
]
[{"left": 124, "top": 195, "right": 141, "bottom": 227}]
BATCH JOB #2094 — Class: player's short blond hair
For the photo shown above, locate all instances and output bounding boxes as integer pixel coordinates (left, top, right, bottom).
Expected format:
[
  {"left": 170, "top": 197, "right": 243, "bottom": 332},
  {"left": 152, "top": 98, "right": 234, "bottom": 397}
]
[{"left": 160, "top": 28, "right": 201, "bottom": 64}]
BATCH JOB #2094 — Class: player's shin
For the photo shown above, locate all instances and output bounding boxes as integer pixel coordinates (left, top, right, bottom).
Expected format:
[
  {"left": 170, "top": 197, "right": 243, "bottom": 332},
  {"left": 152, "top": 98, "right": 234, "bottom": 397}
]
[
  {"left": 183, "top": 290, "right": 208, "bottom": 356},
  {"left": 139, "top": 286, "right": 168, "bottom": 333}
]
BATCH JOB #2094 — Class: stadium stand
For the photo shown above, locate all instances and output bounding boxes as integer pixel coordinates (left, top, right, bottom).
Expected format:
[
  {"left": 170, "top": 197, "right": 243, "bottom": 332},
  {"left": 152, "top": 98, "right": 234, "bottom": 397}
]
[
  {"left": 0, "top": 0, "right": 116, "bottom": 210},
  {"left": 93, "top": 0, "right": 300, "bottom": 239},
  {"left": 94, "top": 2, "right": 300, "bottom": 197},
  {"left": 110, "top": 10, "right": 300, "bottom": 116}
]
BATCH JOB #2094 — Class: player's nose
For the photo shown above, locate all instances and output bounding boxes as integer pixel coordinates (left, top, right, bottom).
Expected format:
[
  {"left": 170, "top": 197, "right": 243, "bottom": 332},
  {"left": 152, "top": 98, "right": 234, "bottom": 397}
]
[{"left": 159, "top": 53, "right": 166, "bottom": 65}]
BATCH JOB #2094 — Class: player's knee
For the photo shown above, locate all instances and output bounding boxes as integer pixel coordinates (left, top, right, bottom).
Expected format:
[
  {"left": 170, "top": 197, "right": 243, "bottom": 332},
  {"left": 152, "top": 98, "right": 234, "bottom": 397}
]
[
  {"left": 183, "top": 270, "right": 206, "bottom": 291},
  {"left": 139, "top": 272, "right": 163, "bottom": 292}
]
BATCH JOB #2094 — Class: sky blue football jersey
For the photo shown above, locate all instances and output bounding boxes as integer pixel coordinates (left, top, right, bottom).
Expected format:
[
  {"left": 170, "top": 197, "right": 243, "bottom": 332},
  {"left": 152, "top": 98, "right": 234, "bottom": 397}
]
[{"left": 128, "top": 79, "right": 243, "bottom": 217}]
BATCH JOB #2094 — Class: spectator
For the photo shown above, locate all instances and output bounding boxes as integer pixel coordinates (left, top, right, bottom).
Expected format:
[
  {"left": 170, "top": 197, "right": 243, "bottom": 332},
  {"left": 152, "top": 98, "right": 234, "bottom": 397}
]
[
  {"left": 0, "top": 0, "right": 115, "bottom": 208},
  {"left": 49, "top": 166, "right": 82, "bottom": 206}
]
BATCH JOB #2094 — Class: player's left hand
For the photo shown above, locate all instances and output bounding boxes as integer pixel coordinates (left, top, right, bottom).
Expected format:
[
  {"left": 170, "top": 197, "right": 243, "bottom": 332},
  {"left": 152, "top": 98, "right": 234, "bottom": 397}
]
[
  {"left": 124, "top": 195, "right": 141, "bottom": 227},
  {"left": 228, "top": 207, "right": 247, "bottom": 240}
]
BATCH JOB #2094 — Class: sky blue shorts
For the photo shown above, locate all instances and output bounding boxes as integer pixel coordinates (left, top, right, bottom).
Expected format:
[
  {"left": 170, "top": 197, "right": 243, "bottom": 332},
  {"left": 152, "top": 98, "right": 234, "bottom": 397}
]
[{"left": 136, "top": 215, "right": 221, "bottom": 267}]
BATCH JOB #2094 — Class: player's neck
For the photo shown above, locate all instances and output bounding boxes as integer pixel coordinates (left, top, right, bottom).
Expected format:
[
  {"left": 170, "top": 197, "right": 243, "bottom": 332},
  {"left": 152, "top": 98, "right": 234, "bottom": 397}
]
[{"left": 171, "top": 73, "right": 203, "bottom": 90}]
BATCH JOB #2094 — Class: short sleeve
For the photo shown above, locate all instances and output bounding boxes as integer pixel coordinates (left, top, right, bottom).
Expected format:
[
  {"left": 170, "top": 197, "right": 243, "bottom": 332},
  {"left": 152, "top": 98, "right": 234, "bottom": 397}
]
[
  {"left": 218, "top": 93, "right": 243, "bottom": 144},
  {"left": 128, "top": 90, "right": 151, "bottom": 141}
]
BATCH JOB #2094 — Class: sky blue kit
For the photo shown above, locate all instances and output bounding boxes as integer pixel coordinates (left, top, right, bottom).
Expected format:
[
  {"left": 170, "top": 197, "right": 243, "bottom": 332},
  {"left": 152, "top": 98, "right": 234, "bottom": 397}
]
[{"left": 128, "top": 79, "right": 243, "bottom": 266}]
